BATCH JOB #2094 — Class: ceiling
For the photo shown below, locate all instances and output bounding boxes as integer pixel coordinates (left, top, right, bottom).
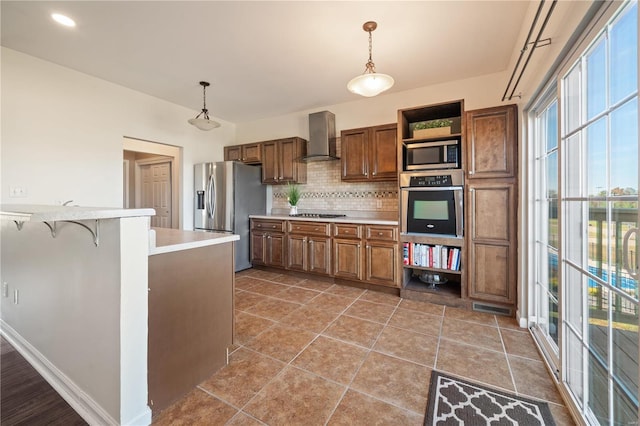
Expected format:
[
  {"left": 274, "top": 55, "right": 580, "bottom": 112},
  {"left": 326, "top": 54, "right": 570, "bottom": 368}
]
[{"left": 1, "top": 1, "right": 532, "bottom": 123}]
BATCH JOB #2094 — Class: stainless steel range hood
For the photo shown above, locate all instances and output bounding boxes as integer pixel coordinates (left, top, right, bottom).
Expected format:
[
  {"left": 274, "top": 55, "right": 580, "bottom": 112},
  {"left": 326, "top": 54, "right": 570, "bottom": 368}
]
[{"left": 300, "top": 110, "right": 339, "bottom": 162}]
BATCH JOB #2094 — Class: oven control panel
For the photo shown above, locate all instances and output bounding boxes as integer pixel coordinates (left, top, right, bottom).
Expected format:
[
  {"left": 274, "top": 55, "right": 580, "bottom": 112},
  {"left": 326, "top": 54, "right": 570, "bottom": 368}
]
[
  {"left": 409, "top": 175, "right": 452, "bottom": 187},
  {"left": 400, "top": 169, "right": 464, "bottom": 188}
]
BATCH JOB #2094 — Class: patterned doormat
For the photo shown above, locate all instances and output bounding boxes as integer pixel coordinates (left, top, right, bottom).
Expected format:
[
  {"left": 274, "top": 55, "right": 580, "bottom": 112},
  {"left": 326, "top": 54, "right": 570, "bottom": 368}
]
[{"left": 425, "top": 371, "right": 556, "bottom": 425}]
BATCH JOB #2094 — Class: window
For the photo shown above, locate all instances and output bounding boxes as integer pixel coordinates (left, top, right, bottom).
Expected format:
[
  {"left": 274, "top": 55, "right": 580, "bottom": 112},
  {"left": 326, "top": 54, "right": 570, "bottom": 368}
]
[{"left": 529, "top": 1, "right": 638, "bottom": 424}]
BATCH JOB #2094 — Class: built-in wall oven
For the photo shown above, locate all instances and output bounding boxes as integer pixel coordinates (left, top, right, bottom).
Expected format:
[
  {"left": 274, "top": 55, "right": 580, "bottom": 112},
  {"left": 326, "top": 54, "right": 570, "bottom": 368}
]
[{"left": 400, "top": 170, "right": 464, "bottom": 237}]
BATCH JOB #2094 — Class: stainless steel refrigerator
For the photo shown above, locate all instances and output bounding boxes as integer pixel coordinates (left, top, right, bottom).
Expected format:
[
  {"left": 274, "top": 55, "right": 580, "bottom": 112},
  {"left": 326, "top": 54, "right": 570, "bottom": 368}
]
[{"left": 194, "top": 161, "right": 266, "bottom": 271}]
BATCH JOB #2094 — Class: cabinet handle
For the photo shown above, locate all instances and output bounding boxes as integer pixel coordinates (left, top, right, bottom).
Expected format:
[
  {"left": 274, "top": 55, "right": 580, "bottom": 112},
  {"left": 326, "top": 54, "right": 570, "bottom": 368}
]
[
  {"left": 257, "top": 224, "right": 262, "bottom": 228},
  {"left": 357, "top": 244, "right": 361, "bottom": 249},
  {"left": 267, "top": 235, "right": 271, "bottom": 239},
  {"left": 372, "top": 171, "right": 376, "bottom": 176},
  {"left": 378, "top": 232, "right": 383, "bottom": 236},
  {"left": 279, "top": 176, "right": 283, "bottom": 179},
  {"left": 469, "top": 170, "right": 475, "bottom": 175},
  {"left": 470, "top": 188, "right": 475, "bottom": 192},
  {"left": 272, "top": 225, "right": 276, "bottom": 229}
]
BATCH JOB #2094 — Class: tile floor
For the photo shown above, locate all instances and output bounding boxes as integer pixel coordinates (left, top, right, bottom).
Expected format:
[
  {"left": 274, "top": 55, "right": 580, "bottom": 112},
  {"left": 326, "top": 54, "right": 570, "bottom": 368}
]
[{"left": 153, "top": 269, "right": 576, "bottom": 425}]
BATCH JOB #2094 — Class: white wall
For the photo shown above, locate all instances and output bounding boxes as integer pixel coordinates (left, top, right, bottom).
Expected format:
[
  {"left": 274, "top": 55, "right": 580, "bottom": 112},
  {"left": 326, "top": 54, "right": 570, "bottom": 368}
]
[
  {"left": 235, "top": 70, "right": 512, "bottom": 143},
  {"left": 1, "top": 47, "right": 234, "bottom": 229}
]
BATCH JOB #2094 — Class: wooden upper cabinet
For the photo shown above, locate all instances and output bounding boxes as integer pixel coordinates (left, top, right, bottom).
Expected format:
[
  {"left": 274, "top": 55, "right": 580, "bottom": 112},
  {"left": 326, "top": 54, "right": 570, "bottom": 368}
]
[
  {"left": 224, "top": 145, "right": 242, "bottom": 162},
  {"left": 261, "top": 141, "right": 279, "bottom": 184},
  {"left": 224, "top": 143, "right": 262, "bottom": 164},
  {"left": 370, "top": 124, "right": 398, "bottom": 180},
  {"left": 261, "top": 137, "right": 307, "bottom": 184},
  {"left": 465, "top": 104, "right": 517, "bottom": 180},
  {"left": 341, "top": 123, "right": 397, "bottom": 182},
  {"left": 341, "top": 128, "right": 368, "bottom": 180}
]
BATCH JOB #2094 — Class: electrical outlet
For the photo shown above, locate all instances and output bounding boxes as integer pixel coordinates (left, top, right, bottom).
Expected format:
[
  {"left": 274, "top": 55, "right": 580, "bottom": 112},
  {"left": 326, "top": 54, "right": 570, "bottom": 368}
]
[
  {"left": 9, "top": 186, "right": 27, "bottom": 198},
  {"left": 2, "top": 282, "right": 8, "bottom": 298}
]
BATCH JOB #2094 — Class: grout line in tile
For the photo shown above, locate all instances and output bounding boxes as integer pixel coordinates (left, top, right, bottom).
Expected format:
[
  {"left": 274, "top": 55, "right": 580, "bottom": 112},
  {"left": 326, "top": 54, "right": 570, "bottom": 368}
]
[{"left": 497, "top": 326, "right": 518, "bottom": 395}]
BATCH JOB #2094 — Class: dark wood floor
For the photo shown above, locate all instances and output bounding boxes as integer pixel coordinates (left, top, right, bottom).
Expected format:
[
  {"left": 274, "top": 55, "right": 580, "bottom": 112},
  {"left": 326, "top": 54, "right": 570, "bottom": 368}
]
[{"left": 1, "top": 337, "right": 87, "bottom": 425}]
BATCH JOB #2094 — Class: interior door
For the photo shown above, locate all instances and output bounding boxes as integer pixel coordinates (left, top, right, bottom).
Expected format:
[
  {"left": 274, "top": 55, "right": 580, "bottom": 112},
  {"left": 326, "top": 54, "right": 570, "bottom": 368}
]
[{"left": 141, "top": 161, "right": 172, "bottom": 228}]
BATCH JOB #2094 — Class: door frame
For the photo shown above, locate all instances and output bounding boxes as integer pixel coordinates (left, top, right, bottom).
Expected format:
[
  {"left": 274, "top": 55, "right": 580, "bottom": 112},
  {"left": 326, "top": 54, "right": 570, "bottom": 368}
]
[{"left": 124, "top": 137, "right": 182, "bottom": 229}]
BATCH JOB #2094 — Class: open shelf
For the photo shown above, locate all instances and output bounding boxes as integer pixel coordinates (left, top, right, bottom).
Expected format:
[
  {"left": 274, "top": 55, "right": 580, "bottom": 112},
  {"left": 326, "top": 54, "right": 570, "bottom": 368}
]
[{"left": 400, "top": 273, "right": 470, "bottom": 309}]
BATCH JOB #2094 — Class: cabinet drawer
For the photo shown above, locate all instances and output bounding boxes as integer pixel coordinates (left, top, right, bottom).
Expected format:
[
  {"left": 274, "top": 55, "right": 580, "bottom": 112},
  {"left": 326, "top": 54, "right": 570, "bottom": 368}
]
[
  {"left": 333, "top": 223, "right": 362, "bottom": 239},
  {"left": 365, "top": 225, "right": 397, "bottom": 241},
  {"left": 251, "top": 219, "right": 285, "bottom": 232},
  {"left": 288, "top": 221, "right": 330, "bottom": 236}
]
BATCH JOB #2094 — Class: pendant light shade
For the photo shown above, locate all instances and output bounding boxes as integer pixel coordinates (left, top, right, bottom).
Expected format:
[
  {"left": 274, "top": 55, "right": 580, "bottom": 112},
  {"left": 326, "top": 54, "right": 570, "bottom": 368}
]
[
  {"left": 188, "top": 81, "right": 221, "bottom": 130},
  {"left": 347, "top": 21, "right": 394, "bottom": 97}
]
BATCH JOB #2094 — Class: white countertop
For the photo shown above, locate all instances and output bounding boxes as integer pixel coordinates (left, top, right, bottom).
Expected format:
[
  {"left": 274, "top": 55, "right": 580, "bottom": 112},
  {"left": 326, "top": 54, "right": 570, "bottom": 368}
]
[
  {"left": 0, "top": 204, "right": 156, "bottom": 222},
  {"left": 149, "top": 227, "right": 239, "bottom": 255},
  {"left": 250, "top": 213, "right": 398, "bottom": 226}
]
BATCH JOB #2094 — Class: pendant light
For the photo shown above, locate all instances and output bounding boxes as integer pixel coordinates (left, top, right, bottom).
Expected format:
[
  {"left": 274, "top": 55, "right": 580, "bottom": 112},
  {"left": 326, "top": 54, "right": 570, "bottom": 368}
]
[
  {"left": 347, "top": 21, "right": 394, "bottom": 97},
  {"left": 188, "top": 81, "right": 221, "bottom": 130}
]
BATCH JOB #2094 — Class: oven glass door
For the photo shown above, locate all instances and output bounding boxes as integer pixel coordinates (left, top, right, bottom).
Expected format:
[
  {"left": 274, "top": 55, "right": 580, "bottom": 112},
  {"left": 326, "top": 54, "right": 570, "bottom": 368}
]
[{"left": 403, "top": 188, "right": 462, "bottom": 236}]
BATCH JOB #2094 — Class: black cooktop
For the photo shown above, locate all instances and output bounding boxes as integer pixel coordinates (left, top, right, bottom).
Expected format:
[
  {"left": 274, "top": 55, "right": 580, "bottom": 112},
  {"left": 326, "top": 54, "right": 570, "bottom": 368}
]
[{"left": 289, "top": 213, "right": 347, "bottom": 218}]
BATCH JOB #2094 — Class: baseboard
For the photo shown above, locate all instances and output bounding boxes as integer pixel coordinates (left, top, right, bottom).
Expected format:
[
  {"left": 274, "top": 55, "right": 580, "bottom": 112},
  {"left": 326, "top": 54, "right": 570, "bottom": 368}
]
[{"left": 1, "top": 321, "right": 121, "bottom": 426}]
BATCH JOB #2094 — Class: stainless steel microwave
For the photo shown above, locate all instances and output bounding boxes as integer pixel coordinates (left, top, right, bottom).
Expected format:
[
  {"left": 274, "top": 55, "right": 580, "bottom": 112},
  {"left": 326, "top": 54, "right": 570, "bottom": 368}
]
[{"left": 404, "top": 139, "right": 460, "bottom": 170}]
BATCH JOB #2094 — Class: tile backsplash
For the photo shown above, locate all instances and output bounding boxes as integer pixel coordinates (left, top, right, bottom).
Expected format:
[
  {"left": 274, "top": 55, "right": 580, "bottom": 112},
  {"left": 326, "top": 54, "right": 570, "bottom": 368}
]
[{"left": 272, "top": 161, "right": 399, "bottom": 213}]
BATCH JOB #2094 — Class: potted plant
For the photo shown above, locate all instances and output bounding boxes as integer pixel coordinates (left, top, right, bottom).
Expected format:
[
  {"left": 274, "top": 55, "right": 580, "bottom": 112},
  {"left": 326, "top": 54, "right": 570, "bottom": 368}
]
[
  {"left": 412, "top": 118, "right": 453, "bottom": 139},
  {"left": 285, "top": 182, "right": 301, "bottom": 215}
]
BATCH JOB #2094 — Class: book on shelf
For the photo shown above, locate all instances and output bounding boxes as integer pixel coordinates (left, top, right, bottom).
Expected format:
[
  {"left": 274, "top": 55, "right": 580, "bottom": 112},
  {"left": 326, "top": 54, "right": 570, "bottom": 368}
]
[{"left": 404, "top": 243, "right": 461, "bottom": 271}]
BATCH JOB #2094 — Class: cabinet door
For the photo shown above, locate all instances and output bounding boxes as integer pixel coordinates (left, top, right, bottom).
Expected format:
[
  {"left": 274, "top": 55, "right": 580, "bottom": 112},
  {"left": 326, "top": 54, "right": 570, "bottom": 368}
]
[
  {"left": 266, "top": 233, "right": 286, "bottom": 268},
  {"left": 279, "top": 138, "right": 298, "bottom": 182},
  {"left": 261, "top": 141, "right": 279, "bottom": 184},
  {"left": 466, "top": 104, "right": 517, "bottom": 179},
  {"left": 333, "top": 239, "right": 362, "bottom": 280},
  {"left": 224, "top": 145, "right": 242, "bottom": 162},
  {"left": 365, "top": 242, "right": 398, "bottom": 286},
  {"left": 369, "top": 124, "right": 397, "bottom": 181},
  {"left": 466, "top": 182, "right": 517, "bottom": 304},
  {"left": 287, "top": 234, "right": 307, "bottom": 271},
  {"left": 242, "top": 143, "right": 262, "bottom": 164},
  {"left": 308, "top": 237, "right": 331, "bottom": 275},
  {"left": 341, "top": 128, "right": 369, "bottom": 181},
  {"left": 251, "top": 231, "right": 266, "bottom": 265}
]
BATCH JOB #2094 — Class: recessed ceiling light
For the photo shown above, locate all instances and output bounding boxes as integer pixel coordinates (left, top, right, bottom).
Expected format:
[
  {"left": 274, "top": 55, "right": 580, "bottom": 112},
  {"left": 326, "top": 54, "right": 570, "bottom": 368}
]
[{"left": 51, "top": 13, "right": 76, "bottom": 27}]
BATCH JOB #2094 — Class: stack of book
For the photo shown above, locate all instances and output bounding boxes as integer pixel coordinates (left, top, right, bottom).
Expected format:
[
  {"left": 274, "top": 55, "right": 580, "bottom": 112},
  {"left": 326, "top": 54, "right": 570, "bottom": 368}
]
[{"left": 402, "top": 243, "right": 461, "bottom": 271}]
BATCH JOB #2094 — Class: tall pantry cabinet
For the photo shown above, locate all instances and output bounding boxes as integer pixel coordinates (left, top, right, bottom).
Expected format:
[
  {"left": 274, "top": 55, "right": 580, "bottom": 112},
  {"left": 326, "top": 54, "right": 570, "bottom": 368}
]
[{"left": 464, "top": 104, "right": 518, "bottom": 313}]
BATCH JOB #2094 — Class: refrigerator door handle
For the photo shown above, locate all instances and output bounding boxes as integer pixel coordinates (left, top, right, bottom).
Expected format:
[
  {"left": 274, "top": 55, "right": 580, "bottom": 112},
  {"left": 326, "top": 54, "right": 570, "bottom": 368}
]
[{"left": 207, "top": 175, "right": 215, "bottom": 219}]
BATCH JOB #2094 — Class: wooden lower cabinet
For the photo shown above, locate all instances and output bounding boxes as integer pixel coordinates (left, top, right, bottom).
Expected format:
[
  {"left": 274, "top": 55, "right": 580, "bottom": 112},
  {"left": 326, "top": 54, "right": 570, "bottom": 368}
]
[
  {"left": 287, "top": 234, "right": 331, "bottom": 275},
  {"left": 251, "top": 230, "right": 285, "bottom": 268},
  {"left": 251, "top": 219, "right": 399, "bottom": 288},
  {"left": 333, "top": 238, "right": 362, "bottom": 280},
  {"left": 365, "top": 242, "right": 398, "bottom": 286},
  {"left": 251, "top": 219, "right": 286, "bottom": 268},
  {"left": 466, "top": 182, "right": 517, "bottom": 305}
]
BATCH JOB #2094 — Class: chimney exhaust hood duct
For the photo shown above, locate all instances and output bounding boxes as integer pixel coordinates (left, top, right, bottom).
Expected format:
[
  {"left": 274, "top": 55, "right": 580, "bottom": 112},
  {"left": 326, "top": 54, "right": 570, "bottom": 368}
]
[{"left": 300, "top": 111, "right": 339, "bottom": 162}]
